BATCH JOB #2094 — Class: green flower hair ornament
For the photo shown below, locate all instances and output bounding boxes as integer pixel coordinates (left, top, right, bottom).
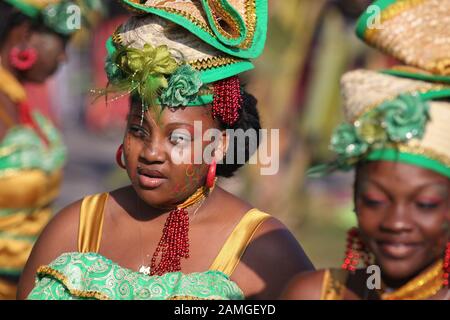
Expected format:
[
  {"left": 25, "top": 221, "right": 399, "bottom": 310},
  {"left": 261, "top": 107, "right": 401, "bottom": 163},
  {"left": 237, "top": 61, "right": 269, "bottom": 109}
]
[
  {"left": 103, "top": 44, "right": 204, "bottom": 109},
  {"left": 307, "top": 93, "right": 430, "bottom": 177},
  {"left": 159, "top": 65, "right": 203, "bottom": 107}
]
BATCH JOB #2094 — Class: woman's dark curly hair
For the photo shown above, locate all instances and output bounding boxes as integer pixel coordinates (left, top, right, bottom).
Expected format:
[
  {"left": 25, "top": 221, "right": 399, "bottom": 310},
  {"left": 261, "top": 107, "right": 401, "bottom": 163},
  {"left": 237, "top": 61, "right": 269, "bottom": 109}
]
[{"left": 216, "top": 90, "right": 261, "bottom": 178}]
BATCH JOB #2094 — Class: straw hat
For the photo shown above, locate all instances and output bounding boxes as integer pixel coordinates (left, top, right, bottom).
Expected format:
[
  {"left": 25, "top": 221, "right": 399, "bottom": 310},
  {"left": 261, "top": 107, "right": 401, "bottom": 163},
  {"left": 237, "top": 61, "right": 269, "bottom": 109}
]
[
  {"left": 309, "top": 0, "right": 450, "bottom": 178},
  {"left": 331, "top": 69, "right": 450, "bottom": 178},
  {"left": 118, "top": 0, "right": 268, "bottom": 59},
  {"left": 356, "top": 0, "right": 450, "bottom": 83}
]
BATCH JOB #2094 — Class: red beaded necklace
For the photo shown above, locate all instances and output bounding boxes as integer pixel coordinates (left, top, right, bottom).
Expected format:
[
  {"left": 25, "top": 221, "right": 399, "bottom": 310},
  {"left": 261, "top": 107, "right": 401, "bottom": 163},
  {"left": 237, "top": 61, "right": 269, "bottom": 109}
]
[{"left": 147, "top": 183, "right": 214, "bottom": 276}]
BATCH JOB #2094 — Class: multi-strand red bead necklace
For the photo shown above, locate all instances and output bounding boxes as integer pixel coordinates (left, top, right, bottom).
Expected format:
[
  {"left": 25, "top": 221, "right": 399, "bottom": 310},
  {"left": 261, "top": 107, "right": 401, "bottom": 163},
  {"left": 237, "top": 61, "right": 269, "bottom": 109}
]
[{"left": 147, "top": 184, "right": 212, "bottom": 276}]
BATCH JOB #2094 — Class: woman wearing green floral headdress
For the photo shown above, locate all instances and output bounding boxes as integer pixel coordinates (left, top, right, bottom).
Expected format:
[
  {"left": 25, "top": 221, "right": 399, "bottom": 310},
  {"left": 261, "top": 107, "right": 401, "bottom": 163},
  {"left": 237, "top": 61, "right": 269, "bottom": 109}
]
[
  {"left": 283, "top": 0, "right": 450, "bottom": 300},
  {"left": 17, "top": 1, "right": 314, "bottom": 300},
  {"left": 0, "top": 0, "right": 98, "bottom": 299}
]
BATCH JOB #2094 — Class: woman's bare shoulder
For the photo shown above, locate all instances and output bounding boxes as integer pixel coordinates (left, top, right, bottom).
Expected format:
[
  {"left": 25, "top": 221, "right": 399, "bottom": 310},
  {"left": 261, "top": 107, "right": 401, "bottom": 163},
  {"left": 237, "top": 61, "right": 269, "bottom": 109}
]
[{"left": 281, "top": 270, "right": 328, "bottom": 300}]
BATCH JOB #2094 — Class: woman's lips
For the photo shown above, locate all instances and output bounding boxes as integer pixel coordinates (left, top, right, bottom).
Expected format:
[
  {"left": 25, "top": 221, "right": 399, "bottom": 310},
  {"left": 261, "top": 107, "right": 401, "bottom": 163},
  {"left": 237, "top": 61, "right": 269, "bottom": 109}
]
[
  {"left": 137, "top": 168, "right": 167, "bottom": 189},
  {"left": 377, "top": 241, "right": 421, "bottom": 259}
]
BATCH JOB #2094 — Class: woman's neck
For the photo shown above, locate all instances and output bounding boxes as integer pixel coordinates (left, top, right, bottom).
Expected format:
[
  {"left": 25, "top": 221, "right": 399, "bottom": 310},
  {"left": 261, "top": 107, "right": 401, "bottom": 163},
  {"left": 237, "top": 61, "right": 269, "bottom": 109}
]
[
  {"left": 379, "top": 259, "right": 445, "bottom": 300},
  {"left": 381, "top": 258, "right": 442, "bottom": 290},
  {"left": 124, "top": 185, "right": 214, "bottom": 222}
]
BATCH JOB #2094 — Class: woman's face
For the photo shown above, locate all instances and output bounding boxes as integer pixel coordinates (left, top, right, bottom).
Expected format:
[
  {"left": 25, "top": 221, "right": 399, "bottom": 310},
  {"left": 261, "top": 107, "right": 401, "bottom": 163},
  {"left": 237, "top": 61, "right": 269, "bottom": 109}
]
[
  {"left": 355, "top": 161, "right": 450, "bottom": 283},
  {"left": 22, "top": 30, "right": 67, "bottom": 82},
  {"left": 124, "top": 103, "right": 227, "bottom": 209}
]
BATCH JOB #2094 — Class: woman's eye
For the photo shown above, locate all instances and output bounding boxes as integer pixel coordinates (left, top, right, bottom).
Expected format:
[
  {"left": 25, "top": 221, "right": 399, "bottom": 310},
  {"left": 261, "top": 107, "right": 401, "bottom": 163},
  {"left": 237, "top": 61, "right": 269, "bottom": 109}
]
[
  {"left": 129, "top": 125, "right": 148, "bottom": 138},
  {"left": 361, "top": 196, "right": 385, "bottom": 208},
  {"left": 170, "top": 132, "right": 192, "bottom": 145},
  {"left": 416, "top": 202, "right": 440, "bottom": 210}
]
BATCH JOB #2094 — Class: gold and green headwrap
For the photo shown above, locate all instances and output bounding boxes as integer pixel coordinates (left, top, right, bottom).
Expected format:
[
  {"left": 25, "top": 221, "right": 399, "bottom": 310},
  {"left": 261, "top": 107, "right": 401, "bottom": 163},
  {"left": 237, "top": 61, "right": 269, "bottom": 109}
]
[
  {"left": 308, "top": 70, "right": 450, "bottom": 178},
  {"left": 309, "top": 0, "right": 450, "bottom": 178},
  {"left": 102, "top": 0, "right": 267, "bottom": 110}
]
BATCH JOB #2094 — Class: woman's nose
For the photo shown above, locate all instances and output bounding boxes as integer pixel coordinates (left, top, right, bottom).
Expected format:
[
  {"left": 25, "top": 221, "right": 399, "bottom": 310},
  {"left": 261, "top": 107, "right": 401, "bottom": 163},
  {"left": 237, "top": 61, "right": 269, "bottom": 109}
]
[
  {"left": 140, "top": 135, "right": 167, "bottom": 164},
  {"left": 380, "top": 204, "right": 414, "bottom": 234}
]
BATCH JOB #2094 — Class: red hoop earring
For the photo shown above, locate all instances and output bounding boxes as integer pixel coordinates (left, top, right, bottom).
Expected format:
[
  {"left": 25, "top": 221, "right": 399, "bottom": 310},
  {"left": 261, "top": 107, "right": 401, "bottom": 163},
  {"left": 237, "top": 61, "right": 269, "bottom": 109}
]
[
  {"left": 9, "top": 47, "right": 38, "bottom": 71},
  {"left": 342, "top": 227, "right": 370, "bottom": 272},
  {"left": 116, "top": 144, "right": 126, "bottom": 169},
  {"left": 443, "top": 242, "right": 450, "bottom": 287},
  {"left": 206, "top": 159, "right": 217, "bottom": 189}
]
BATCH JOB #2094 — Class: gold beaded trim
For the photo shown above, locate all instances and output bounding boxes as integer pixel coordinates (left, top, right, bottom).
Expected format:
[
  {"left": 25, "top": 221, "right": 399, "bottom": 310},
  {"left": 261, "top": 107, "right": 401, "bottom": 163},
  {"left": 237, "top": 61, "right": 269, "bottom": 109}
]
[
  {"left": 364, "top": 0, "right": 426, "bottom": 41},
  {"left": 111, "top": 26, "right": 123, "bottom": 46},
  {"left": 120, "top": 0, "right": 257, "bottom": 50},
  {"left": 197, "top": 87, "right": 214, "bottom": 96},
  {"left": 0, "top": 144, "right": 19, "bottom": 158},
  {"left": 189, "top": 55, "right": 244, "bottom": 71},
  {"left": 168, "top": 295, "right": 210, "bottom": 300},
  {"left": 149, "top": 6, "right": 215, "bottom": 37},
  {"left": 240, "top": 0, "right": 256, "bottom": 49},
  {"left": 36, "top": 266, "right": 110, "bottom": 300},
  {"left": 380, "top": 260, "right": 444, "bottom": 300},
  {"left": 397, "top": 143, "right": 450, "bottom": 168},
  {"left": 109, "top": 28, "right": 244, "bottom": 74},
  {"left": 177, "top": 178, "right": 216, "bottom": 209},
  {"left": 0, "top": 168, "right": 45, "bottom": 179},
  {"left": 390, "top": 65, "right": 436, "bottom": 76},
  {"left": 430, "top": 58, "right": 450, "bottom": 77},
  {"left": 320, "top": 269, "right": 347, "bottom": 300},
  {"left": 207, "top": 0, "right": 242, "bottom": 39}
]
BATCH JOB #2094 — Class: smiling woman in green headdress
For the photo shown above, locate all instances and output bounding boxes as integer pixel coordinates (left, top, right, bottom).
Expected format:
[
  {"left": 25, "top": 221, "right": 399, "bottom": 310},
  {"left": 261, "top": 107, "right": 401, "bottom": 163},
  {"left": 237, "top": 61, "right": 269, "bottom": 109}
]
[{"left": 283, "top": 0, "right": 450, "bottom": 300}]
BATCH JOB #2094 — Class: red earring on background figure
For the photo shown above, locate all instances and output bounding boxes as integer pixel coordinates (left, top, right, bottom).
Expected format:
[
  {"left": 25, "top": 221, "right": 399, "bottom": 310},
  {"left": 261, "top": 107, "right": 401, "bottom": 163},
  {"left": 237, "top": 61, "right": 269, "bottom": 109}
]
[
  {"left": 116, "top": 144, "right": 126, "bottom": 169},
  {"left": 443, "top": 242, "right": 450, "bottom": 287},
  {"left": 342, "top": 227, "right": 370, "bottom": 272},
  {"left": 9, "top": 47, "right": 38, "bottom": 71},
  {"left": 206, "top": 159, "right": 217, "bottom": 189}
]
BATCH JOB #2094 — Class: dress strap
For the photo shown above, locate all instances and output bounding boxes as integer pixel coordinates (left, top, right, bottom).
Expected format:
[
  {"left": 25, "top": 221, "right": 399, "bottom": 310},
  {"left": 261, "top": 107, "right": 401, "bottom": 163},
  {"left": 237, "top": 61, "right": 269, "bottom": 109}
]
[
  {"left": 77, "top": 193, "right": 109, "bottom": 253},
  {"left": 209, "top": 209, "right": 270, "bottom": 277},
  {"left": 320, "top": 268, "right": 348, "bottom": 300}
]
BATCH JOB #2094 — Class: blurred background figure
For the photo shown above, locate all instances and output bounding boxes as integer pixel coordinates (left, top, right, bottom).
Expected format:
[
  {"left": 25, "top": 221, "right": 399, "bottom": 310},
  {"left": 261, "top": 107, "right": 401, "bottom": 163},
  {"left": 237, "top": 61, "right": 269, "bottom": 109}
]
[{"left": 0, "top": 0, "right": 103, "bottom": 299}]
